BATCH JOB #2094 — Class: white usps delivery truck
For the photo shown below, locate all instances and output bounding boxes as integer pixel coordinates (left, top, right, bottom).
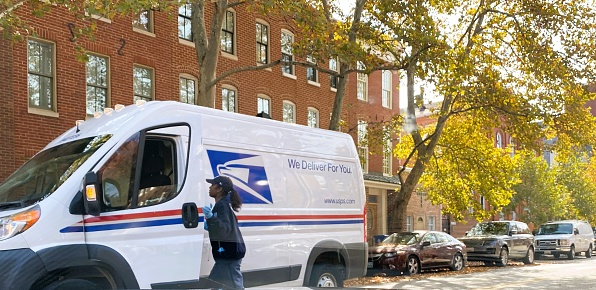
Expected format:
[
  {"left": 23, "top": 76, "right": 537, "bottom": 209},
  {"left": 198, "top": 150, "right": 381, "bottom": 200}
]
[{"left": 0, "top": 101, "right": 368, "bottom": 289}]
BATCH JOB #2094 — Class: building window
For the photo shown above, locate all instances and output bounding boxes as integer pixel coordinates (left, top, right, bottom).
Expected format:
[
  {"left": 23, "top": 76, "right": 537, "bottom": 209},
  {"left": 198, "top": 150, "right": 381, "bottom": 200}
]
[
  {"left": 86, "top": 54, "right": 108, "bottom": 115},
  {"left": 256, "top": 21, "right": 269, "bottom": 64},
  {"left": 406, "top": 216, "right": 412, "bottom": 231},
  {"left": 222, "top": 86, "right": 236, "bottom": 112},
  {"left": 307, "top": 108, "right": 319, "bottom": 128},
  {"left": 133, "top": 65, "right": 154, "bottom": 102},
  {"left": 509, "top": 136, "right": 515, "bottom": 157},
  {"left": 133, "top": 10, "right": 153, "bottom": 32},
  {"left": 257, "top": 95, "right": 270, "bottom": 115},
  {"left": 179, "top": 76, "right": 196, "bottom": 104},
  {"left": 383, "top": 139, "right": 392, "bottom": 176},
  {"left": 329, "top": 58, "right": 338, "bottom": 89},
  {"left": 358, "top": 120, "right": 368, "bottom": 173},
  {"left": 178, "top": 4, "right": 192, "bottom": 41},
  {"left": 480, "top": 196, "right": 486, "bottom": 210},
  {"left": 357, "top": 61, "right": 368, "bottom": 101},
  {"left": 27, "top": 39, "right": 55, "bottom": 111},
  {"left": 221, "top": 10, "right": 235, "bottom": 54},
  {"left": 280, "top": 30, "right": 294, "bottom": 75},
  {"left": 428, "top": 216, "right": 436, "bottom": 231},
  {"left": 282, "top": 101, "right": 295, "bottom": 123},
  {"left": 496, "top": 132, "right": 503, "bottom": 148},
  {"left": 382, "top": 70, "right": 392, "bottom": 108},
  {"left": 306, "top": 56, "right": 318, "bottom": 83}
]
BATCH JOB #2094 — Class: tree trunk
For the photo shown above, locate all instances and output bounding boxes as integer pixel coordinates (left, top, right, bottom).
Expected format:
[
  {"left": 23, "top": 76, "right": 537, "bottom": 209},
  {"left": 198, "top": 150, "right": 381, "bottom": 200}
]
[{"left": 329, "top": 62, "right": 349, "bottom": 131}]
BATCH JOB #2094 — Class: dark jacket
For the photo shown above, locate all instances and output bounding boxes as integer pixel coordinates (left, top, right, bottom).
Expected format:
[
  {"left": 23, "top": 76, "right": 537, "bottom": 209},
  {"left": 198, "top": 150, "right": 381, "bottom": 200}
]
[{"left": 206, "top": 194, "right": 246, "bottom": 260}]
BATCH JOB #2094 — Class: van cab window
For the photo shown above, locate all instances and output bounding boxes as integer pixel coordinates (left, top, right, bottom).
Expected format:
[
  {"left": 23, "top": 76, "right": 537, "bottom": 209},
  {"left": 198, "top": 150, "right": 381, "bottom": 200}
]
[
  {"left": 0, "top": 135, "right": 111, "bottom": 211},
  {"left": 98, "top": 126, "right": 188, "bottom": 211}
]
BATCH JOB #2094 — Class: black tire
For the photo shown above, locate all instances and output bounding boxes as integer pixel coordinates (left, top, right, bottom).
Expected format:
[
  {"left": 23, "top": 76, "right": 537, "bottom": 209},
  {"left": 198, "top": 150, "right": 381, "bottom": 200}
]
[
  {"left": 496, "top": 247, "right": 509, "bottom": 267},
  {"left": 553, "top": 253, "right": 561, "bottom": 259},
  {"left": 523, "top": 246, "right": 535, "bottom": 264},
  {"left": 587, "top": 245, "right": 593, "bottom": 258},
  {"left": 404, "top": 255, "right": 420, "bottom": 275},
  {"left": 309, "top": 264, "right": 344, "bottom": 288},
  {"left": 450, "top": 253, "right": 464, "bottom": 271},
  {"left": 567, "top": 245, "right": 575, "bottom": 260},
  {"left": 483, "top": 261, "right": 495, "bottom": 266},
  {"left": 42, "top": 279, "right": 100, "bottom": 290}
]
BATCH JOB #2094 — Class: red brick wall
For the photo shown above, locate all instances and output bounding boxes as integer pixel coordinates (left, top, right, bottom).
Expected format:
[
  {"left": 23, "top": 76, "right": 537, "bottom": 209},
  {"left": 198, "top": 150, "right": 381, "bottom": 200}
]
[{"left": 0, "top": 4, "right": 402, "bottom": 181}]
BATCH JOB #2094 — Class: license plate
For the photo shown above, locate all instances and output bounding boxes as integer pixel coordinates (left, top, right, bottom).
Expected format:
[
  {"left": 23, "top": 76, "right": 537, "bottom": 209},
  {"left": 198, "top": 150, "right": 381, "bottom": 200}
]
[
  {"left": 368, "top": 261, "right": 373, "bottom": 268},
  {"left": 467, "top": 247, "right": 474, "bottom": 252},
  {"left": 544, "top": 251, "right": 551, "bottom": 255}
]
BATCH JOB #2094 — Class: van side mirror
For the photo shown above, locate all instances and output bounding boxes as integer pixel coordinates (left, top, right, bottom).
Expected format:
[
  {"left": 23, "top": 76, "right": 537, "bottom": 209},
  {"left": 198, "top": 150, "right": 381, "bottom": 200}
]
[
  {"left": 574, "top": 228, "right": 580, "bottom": 235},
  {"left": 83, "top": 172, "right": 101, "bottom": 216}
]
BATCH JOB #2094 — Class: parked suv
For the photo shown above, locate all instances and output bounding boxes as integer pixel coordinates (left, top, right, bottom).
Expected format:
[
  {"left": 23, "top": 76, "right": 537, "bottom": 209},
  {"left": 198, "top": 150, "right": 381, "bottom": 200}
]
[
  {"left": 534, "top": 220, "right": 593, "bottom": 260},
  {"left": 459, "top": 221, "right": 534, "bottom": 267}
]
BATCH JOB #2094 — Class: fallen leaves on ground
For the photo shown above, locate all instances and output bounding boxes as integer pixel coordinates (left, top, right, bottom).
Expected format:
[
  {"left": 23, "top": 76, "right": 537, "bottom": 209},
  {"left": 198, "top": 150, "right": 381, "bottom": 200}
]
[{"left": 344, "top": 260, "right": 559, "bottom": 287}]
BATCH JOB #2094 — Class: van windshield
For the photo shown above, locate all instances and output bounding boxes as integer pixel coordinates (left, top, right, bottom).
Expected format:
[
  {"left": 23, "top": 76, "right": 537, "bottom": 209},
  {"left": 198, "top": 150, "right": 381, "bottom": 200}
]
[
  {"left": 537, "top": 223, "right": 573, "bottom": 235},
  {"left": 0, "top": 135, "right": 111, "bottom": 211}
]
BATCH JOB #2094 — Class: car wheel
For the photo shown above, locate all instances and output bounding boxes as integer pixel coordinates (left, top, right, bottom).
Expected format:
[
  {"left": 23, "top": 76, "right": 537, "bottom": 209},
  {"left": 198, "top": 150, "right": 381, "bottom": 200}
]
[
  {"left": 404, "top": 255, "right": 420, "bottom": 275},
  {"left": 567, "top": 245, "right": 575, "bottom": 260},
  {"left": 309, "top": 264, "right": 344, "bottom": 288},
  {"left": 450, "top": 253, "right": 464, "bottom": 271},
  {"left": 587, "top": 245, "right": 593, "bottom": 258},
  {"left": 553, "top": 253, "right": 560, "bottom": 259},
  {"left": 523, "top": 246, "right": 535, "bottom": 264},
  {"left": 496, "top": 247, "right": 508, "bottom": 267}
]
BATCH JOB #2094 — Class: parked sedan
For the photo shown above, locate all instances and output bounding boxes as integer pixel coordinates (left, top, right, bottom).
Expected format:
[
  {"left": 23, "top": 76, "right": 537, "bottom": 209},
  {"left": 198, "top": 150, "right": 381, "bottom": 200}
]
[{"left": 368, "top": 230, "right": 467, "bottom": 275}]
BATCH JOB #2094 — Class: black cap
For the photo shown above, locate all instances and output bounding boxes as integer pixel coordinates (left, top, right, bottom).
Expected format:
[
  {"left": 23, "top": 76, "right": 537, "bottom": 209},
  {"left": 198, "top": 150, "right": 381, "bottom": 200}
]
[{"left": 206, "top": 175, "right": 234, "bottom": 192}]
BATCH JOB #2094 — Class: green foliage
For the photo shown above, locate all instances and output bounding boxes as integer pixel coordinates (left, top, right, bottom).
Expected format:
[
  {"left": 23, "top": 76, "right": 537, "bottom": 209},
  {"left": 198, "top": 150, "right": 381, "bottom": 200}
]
[{"left": 555, "top": 153, "right": 596, "bottom": 222}]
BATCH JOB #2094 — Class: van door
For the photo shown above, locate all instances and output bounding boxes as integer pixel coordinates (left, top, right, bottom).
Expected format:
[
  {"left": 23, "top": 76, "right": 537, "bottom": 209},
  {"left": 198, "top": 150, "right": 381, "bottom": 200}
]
[{"left": 82, "top": 124, "right": 201, "bottom": 288}]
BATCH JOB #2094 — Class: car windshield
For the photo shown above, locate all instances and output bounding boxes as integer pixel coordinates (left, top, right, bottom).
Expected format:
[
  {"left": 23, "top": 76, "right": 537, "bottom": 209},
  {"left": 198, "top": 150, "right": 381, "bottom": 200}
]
[
  {"left": 0, "top": 135, "right": 111, "bottom": 211},
  {"left": 536, "top": 223, "right": 573, "bottom": 235},
  {"left": 380, "top": 232, "right": 420, "bottom": 245},
  {"left": 467, "top": 222, "right": 510, "bottom": 236}
]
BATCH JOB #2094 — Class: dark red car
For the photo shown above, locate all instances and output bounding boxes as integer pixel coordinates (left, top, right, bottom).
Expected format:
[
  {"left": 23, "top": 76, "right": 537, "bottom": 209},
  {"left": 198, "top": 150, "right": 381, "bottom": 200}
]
[{"left": 368, "top": 230, "right": 467, "bottom": 275}]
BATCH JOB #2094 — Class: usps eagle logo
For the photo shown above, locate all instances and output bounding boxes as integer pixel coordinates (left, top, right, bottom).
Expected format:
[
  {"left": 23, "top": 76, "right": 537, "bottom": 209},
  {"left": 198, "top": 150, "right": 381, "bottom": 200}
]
[{"left": 206, "top": 150, "right": 273, "bottom": 204}]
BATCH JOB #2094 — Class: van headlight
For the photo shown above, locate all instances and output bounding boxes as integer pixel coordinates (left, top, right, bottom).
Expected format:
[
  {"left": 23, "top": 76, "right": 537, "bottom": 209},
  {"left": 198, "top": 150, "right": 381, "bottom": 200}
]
[
  {"left": 0, "top": 205, "right": 41, "bottom": 241},
  {"left": 559, "top": 239, "right": 570, "bottom": 246}
]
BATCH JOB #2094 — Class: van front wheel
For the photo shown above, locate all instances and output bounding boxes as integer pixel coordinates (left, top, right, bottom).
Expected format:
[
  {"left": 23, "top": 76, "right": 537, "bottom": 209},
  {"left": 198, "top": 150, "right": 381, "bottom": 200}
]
[
  {"left": 309, "top": 264, "right": 344, "bottom": 288},
  {"left": 586, "top": 245, "right": 592, "bottom": 258},
  {"left": 42, "top": 279, "right": 100, "bottom": 290}
]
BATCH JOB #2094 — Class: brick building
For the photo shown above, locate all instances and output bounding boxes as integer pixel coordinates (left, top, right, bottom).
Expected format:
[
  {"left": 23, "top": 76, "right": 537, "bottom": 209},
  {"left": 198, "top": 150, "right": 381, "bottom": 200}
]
[{"left": 0, "top": 3, "right": 442, "bottom": 243}]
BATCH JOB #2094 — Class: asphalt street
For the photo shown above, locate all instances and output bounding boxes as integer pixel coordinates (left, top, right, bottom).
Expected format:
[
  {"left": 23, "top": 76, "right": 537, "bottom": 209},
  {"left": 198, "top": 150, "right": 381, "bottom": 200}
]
[{"left": 359, "top": 256, "right": 596, "bottom": 289}]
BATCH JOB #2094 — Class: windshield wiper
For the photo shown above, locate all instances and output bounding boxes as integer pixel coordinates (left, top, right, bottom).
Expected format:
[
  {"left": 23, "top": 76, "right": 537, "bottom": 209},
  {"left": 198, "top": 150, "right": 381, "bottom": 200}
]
[{"left": 0, "top": 201, "right": 25, "bottom": 211}]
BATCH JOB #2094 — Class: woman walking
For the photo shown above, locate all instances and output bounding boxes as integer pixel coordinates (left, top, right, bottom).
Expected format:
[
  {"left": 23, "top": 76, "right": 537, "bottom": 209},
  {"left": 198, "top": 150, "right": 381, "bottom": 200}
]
[{"left": 203, "top": 175, "right": 246, "bottom": 289}]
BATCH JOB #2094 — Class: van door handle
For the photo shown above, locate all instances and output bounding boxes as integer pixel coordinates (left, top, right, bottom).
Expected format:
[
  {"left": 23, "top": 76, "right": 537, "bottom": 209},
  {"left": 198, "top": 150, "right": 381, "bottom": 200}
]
[{"left": 182, "top": 202, "right": 198, "bottom": 228}]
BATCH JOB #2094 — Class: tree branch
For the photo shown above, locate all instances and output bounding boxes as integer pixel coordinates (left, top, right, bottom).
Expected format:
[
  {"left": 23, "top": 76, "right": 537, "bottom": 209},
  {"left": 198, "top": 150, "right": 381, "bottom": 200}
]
[{"left": 209, "top": 59, "right": 282, "bottom": 88}]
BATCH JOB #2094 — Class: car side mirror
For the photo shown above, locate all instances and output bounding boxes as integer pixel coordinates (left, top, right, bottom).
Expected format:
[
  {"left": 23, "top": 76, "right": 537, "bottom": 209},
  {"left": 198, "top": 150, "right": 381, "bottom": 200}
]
[
  {"left": 510, "top": 229, "right": 518, "bottom": 236},
  {"left": 421, "top": 241, "right": 431, "bottom": 247},
  {"left": 83, "top": 171, "right": 101, "bottom": 216}
]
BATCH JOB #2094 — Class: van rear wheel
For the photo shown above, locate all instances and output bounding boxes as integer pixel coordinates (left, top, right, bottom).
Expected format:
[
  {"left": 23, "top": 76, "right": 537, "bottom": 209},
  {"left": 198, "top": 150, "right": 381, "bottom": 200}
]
[
  {"left": 586, "top": 245, "right": 592, "bottom": 258},
  {"left": 42, "top": 279, "right": 100, "bottom": 290},
  {"left": 309, "top": 264, "right": 344, "bottom": 287}
]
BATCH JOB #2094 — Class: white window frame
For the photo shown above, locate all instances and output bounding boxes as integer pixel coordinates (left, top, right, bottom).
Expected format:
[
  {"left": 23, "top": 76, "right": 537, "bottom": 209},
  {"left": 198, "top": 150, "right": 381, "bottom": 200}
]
[
  {"left": 306, "top": 56, "right": 319, "bottom": 85},
  {"left": 256, "top": 20, "right": 270, "bottom": 65},
  {"left": 179, "top": 74, "right": 196, "bottom": 105},
  {"left": 221, "top": 9, "right": 236, "bottom": 58},
  {"left": 281, "top": 29, "right": 295, "bottom": 77},
  {"left": 178, "top": 4, "right": 193, "bottom": 41},
  {"left": 257, "top": 94, "right": 271, "bottom": 115},
  {"left": 496, "top": 132, "right": 503, "bottom": 148},
  {"left": 133, "top": 65, "right": 154, "bottom": 102},
  {"left": 27, "top": 38, "right": 57, "bottom": 115},
  {"left": 222, "top": 85, "right": 237, "bottom": 112},
  {"left": 382, "top": 70, "right": 392, "bottom": 108},
  {"left": 357, "top": 120, "right": 368, "bottom": 173},
  {"left": 383, "top": 139, "right": 392, "bottom": 176},
  {"left": 282, "top": 101, "right": 296, "bottom": 123},
  {"left": 329, "top": 58, "right": 339, "bottom": 91},
  {"left": 406, "top": 216, "right": 412, "bottom": 232},
  {"left": 428, "top": 216, "right": 436, "bottom": 231},
  {"left": 307, "top": 107, "right": 319, "bottom": 128},
  {"left": 357, "top": 61, "right": 368, "bottom": 101},
  {"left": 86, "top": 53, "right": 110, "bottom": 115},
  {"left": 133, "top": 10, "right": 155, "bottom": 35},
  {"left": 509, "top": 136, "right": 515, "bottom": 157}
]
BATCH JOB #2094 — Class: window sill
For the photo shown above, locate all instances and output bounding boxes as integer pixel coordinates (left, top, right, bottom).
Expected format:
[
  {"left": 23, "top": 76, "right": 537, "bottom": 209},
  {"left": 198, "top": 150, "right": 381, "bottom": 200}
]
[
  {"left": 282, "top": 73, "right": 297, "bottom": 80},
  {"left": 307, "top": 80, "right": 321, "bottom": 87},
  {"left": 257, "top": 63, "right": 272, "bottom": 71},
  {"left": 357, "top": 98, "right": 369, "bottom": 102},
  {"left": 221, "top": 51, "right": 238, "bottom": 61},
  {"left": 330, "top": 87, "right": 337, "bottom": 92},
  {"left": 91, "top": 14, "right": 111, "bottom": 23},
  {"left": 28, "top": 107, "right": 59, "bottom": 118},
  {"left": 133, "top": 27, "right": 156, "bottom": 37},
  {"left": 179, "top": 38, "right": 195, "bottom": 48}
]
